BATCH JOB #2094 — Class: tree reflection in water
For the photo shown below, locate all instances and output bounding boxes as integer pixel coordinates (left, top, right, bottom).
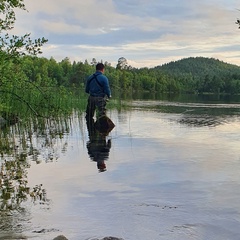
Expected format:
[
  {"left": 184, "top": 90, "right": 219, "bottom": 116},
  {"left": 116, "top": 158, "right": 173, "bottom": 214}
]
[{"left": 0, "top": 115, "right": 74, "bottom": 211}]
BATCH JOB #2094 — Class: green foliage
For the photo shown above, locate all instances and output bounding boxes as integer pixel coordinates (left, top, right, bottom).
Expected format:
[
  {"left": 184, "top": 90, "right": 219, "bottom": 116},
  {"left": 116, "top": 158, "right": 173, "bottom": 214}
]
[
  {"left": 0, "top": 0, "right": 47, "bottom": 57},
  {"left": 0, "top": 0, "right": 25, "bottom": 31},
  {"left": 116, "top": 57, "right": 128, "bottom": 70},
  {"left": 16, "top": 56, "right": 240, "bottom": 97},
  {"left": 0, "top": 0, "right": 69, "bottom": 118},
  {"left": 155, "top": 57, "right": 240, "bottom": 94}
]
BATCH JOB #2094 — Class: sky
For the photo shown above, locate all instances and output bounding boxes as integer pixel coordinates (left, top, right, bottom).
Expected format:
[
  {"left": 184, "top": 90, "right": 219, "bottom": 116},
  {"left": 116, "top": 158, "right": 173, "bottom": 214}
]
[{"left": 12, "top": 0, "right": 240, "bottom": 68}]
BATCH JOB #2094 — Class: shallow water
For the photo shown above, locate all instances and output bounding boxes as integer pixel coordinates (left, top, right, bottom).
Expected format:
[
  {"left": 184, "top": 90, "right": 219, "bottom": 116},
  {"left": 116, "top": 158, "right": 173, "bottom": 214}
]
[{"left": 1, "top": 99, "right": 240, "bottom": 240}]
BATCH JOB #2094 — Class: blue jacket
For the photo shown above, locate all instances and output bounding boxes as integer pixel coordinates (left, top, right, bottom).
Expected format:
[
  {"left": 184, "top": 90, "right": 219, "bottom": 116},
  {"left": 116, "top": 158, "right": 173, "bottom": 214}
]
[{"left": 85, "top": 71, "right": 111, "bottom": 98}]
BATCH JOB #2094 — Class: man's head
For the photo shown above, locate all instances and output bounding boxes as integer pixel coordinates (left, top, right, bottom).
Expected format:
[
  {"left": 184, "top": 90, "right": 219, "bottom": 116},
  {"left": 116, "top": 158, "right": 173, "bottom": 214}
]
[{"left": 96, "top": 63, "right": 105, "bottom": 72}]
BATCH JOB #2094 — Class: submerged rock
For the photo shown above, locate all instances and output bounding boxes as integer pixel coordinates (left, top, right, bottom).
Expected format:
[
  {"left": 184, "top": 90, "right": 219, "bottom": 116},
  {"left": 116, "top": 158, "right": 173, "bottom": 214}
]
[
  {"left": 91, "top": 237, "right": 124, "bottom": 240},
  {"left": 101, "top": 237, "right": 124, "bottom": 240},
  {"left": 52, "top": 235, "right": 123, "bottom": 240},
  {"left": 53, "top": 235, "right": 68, "bottom": 240}
]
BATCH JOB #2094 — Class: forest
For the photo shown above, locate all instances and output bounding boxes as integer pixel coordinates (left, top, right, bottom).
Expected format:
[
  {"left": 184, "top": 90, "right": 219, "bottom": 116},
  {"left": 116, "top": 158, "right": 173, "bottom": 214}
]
[
  {"left": 3, "top": 49, "right": 240, "bottom": 121},
  {"left": 18, "top": 55, "right": 240, "bottom": 95}
]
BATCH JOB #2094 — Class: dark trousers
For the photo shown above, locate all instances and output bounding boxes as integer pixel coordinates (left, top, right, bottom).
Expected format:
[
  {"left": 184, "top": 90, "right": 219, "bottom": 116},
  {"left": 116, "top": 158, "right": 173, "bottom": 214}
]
[{"left": 86, "top": 95, "right": 107, "bottom": 120}]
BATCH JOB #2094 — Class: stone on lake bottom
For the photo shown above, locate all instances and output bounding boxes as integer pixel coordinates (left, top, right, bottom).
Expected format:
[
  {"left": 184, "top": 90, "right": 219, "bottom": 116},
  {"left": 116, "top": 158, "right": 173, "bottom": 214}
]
[{"left": 53, "top": 235, "right": 68, "bottom": 240}]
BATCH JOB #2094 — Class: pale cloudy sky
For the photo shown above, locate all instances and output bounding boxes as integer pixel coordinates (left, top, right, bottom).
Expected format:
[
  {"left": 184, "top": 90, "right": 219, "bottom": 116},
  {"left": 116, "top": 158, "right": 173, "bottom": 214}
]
[{"left": 13, "top": 0, "right": 240, "bottom": 68}]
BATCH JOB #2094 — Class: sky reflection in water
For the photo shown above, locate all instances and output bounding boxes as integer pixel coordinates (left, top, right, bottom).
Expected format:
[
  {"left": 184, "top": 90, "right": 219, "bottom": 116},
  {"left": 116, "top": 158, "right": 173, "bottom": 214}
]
[{"left": 2, "top": 100, "right": 240, "bottom": 240}]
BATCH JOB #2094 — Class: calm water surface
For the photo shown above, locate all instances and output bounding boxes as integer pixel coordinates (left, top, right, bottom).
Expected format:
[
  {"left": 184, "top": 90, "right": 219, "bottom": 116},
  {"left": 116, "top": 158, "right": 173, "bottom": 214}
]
[{"left": 1, "top": 97, "right": 240, "bottom": 240}]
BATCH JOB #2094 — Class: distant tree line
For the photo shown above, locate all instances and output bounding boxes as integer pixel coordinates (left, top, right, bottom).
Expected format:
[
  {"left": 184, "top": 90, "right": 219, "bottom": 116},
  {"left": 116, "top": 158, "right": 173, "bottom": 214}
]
[{"left": 18, "top": 55, "right": 240, "bottom": 95}]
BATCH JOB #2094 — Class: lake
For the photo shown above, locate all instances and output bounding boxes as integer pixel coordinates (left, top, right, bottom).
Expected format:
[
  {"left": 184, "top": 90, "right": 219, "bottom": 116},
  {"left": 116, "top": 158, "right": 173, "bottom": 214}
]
[{"left": 1, "top": 94, "right": 240, "bottom": 240}]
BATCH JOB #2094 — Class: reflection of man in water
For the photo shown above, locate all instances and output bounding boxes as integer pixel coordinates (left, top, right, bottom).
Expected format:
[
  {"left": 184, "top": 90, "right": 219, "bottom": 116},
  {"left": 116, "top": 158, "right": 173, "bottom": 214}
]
[{"left": 86, "top": 118, "right": 112, "bottom": 172}]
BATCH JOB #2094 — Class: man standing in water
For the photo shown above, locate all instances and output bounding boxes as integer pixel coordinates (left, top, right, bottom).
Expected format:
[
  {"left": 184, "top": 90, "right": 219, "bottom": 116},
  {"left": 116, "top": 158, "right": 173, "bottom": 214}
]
[{"left": 85, "top": 63, "right": 111, "bottom": 120}]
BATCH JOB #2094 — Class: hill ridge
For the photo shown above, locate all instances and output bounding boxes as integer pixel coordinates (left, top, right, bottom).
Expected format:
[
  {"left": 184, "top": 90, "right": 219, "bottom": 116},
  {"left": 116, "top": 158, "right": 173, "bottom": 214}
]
[{"left": 154, "top": 56, "right": 240, "bottom": 76}]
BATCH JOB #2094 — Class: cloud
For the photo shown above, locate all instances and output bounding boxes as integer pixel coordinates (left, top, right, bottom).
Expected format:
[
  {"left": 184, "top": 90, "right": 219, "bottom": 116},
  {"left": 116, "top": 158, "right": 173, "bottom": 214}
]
[{"left": 12, "top": 0, "right": 240, "bottom": 68}]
